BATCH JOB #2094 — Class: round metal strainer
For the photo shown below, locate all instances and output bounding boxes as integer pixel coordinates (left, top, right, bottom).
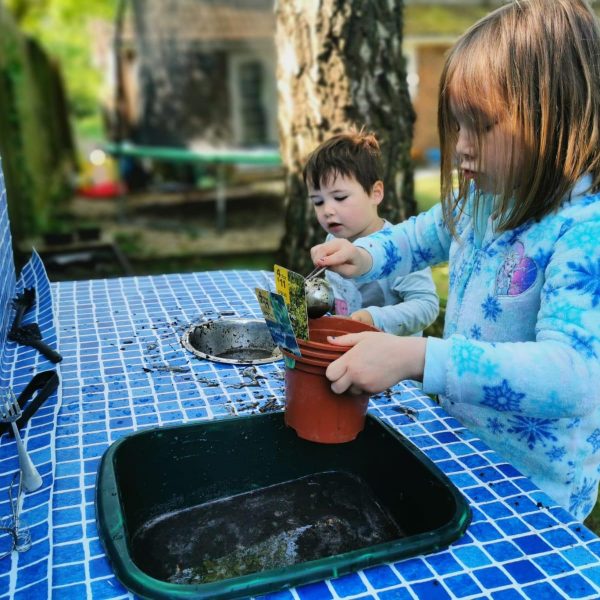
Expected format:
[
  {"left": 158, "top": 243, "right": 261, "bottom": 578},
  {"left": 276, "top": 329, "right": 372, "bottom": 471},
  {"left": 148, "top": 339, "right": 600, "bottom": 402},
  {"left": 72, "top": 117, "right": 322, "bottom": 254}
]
[{"left": 181, "top": 318, "right": 282, "bottom": 365}]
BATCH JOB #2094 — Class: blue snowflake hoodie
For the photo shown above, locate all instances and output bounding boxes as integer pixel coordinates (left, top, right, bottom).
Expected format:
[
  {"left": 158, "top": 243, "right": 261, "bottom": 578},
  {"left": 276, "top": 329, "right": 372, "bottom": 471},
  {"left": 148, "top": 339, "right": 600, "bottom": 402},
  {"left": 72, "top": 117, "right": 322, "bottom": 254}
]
[{"left": 354, "top": 176, "right": 600, "bottom": 519}]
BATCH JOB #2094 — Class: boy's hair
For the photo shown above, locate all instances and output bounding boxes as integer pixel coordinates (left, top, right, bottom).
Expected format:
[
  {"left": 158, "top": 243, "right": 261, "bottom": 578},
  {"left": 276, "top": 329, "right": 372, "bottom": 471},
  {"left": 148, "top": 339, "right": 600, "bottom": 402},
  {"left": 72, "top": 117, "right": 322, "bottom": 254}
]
[
  {"left": 438, "top": 0, "right": 600, "bottom": 233},
  {"left": 303, "top": 131, "right": 383, "bottom": 194}
]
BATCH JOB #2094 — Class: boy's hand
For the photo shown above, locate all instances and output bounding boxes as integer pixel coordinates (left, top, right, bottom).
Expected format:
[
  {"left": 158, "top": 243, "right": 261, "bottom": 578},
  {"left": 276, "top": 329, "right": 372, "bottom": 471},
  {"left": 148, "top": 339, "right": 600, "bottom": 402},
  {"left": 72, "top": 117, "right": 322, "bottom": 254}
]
[
  {"left": 325, "top": 333, "right": 426, "bottom": 395},
  {"left": 310, "top": 238, "right": 372, "bottom": 278},
  {"left": 350, "top": 310, "right": 374, "bottom": 326}
]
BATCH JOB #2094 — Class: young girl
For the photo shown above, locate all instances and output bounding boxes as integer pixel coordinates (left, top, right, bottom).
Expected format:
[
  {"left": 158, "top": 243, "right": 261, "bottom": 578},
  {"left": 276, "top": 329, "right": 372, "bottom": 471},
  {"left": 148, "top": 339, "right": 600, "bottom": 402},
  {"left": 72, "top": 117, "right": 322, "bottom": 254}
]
[
  {"left": 311, "top": 0, "right": 600, "bottom": 520},
  {"left": 304, "top": 131, "right": 439, "bottom": 335}
]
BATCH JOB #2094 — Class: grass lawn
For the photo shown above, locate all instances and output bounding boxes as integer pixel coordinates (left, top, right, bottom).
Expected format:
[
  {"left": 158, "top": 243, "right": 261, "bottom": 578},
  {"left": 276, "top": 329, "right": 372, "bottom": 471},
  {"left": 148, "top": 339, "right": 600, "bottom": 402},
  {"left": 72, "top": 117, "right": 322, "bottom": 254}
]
[{"left": 415, "top": 172, "right": 448, "bottom": 332}]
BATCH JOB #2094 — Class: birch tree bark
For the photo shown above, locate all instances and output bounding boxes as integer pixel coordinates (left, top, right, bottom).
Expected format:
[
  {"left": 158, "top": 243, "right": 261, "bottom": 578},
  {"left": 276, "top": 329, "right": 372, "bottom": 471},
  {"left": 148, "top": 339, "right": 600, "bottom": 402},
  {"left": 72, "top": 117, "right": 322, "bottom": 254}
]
[{"left": 276, "top": 0, "right": 416, "bottom": 273}]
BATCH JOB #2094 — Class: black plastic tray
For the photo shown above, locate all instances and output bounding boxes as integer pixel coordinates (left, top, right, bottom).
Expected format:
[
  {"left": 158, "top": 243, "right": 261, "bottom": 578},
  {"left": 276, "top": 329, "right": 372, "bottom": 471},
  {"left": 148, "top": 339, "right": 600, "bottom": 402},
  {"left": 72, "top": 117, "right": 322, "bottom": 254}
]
[{"left": 96, "top": 411, "right": 471, "bottom": 599}]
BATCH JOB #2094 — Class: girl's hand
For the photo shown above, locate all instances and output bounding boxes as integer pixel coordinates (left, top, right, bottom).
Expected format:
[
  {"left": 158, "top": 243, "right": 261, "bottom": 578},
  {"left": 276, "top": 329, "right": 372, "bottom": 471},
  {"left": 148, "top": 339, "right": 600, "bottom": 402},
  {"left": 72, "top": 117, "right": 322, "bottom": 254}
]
[
  {"left": 310, "top": 238, "right": 372, "bottom": 278},
  {"left": 325, "top": 332, "right": 427, "bottom": 395},
  {"left": 350, "top": 309, "right": 374, "bottom": 326}
]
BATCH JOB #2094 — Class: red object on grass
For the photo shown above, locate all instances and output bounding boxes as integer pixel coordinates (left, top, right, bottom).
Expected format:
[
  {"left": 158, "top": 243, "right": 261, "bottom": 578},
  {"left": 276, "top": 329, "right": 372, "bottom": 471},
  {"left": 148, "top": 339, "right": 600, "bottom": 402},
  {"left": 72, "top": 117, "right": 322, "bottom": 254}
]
[{"left": 78, "top": 181, "right": 126, "bottom": 199}]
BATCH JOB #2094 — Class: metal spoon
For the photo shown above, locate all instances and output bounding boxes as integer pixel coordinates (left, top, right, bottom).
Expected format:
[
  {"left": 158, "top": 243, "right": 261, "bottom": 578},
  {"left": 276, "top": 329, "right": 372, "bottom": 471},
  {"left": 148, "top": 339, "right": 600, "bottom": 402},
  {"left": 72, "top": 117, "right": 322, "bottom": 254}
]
[{"left": 305, "top": 277, "right": 334, "bottom": 318}]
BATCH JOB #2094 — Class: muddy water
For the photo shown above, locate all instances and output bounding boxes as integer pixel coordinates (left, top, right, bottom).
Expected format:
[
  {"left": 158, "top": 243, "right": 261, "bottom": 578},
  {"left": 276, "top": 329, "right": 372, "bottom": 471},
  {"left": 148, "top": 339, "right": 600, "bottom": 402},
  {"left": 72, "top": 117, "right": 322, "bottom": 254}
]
[
  {"left": 215, "top": 347, "right": 273, "bottom": 360},
  {"left": 131, "top": 471, "right": 404, "bottom": 585}
]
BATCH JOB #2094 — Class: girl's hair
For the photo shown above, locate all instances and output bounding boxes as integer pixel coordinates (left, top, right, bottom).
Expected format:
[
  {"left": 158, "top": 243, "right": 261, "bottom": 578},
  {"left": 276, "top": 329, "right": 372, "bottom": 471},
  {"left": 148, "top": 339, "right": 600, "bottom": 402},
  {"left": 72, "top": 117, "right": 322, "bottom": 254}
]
[
  {"left": 303, "top": 130, "right": 383, "bottom": 194},
  {"left": 438, "top": 0, "right": 600, "bottom": 233}
]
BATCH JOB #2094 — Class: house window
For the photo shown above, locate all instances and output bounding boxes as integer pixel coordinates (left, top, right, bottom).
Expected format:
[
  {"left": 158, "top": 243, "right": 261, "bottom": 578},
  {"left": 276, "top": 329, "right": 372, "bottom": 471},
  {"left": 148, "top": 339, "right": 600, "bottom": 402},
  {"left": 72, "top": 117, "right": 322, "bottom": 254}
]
[{"left": 238, "top": 61, "right": 267, "bottom": 145}]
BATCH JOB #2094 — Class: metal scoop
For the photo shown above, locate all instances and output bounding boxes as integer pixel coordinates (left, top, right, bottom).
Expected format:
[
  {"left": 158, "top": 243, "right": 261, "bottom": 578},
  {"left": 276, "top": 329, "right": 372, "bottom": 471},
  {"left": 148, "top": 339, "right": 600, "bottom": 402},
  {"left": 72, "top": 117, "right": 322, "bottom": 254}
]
[{"left": 305, "top": 277, "right": 334, "bottom": 318}]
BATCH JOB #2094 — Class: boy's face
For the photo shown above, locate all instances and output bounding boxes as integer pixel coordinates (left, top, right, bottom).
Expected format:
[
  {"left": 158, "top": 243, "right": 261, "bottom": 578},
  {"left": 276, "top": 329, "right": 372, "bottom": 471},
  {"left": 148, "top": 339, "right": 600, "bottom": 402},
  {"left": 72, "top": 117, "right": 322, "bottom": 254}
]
[{"left": 308, "top": 173, "right": 383, "bottom": 242}]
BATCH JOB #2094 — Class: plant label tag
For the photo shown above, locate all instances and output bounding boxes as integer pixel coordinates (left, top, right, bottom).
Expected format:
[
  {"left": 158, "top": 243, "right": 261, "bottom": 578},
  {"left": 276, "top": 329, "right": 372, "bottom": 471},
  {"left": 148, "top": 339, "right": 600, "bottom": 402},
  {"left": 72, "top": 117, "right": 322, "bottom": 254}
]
[
  {"left": 273, "top": 265, "right": 309, "bottom": 340},
  {"left": 255, "top": 288, "right": 301, "bottom": 357}
]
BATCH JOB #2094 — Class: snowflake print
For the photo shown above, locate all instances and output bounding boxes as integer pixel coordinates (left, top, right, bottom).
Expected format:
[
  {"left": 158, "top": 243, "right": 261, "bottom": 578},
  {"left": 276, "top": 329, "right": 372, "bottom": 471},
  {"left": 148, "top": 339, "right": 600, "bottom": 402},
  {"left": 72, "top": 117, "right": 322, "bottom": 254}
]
[
  {"left": 451, "top": 338, "right": 484, "bottom": 376},
  {"left": 379, "top": 239, "right": 402, "bottom": 277},
  {"left": 542, "top": 282, "right": 560, "bottom": 302},
  {"left": 415, "top": 246, "right": 434, "bottom": 266},
  {"left": 533, "top": 248, "right": 552, "bottom": 270},
  {"left": 546, "top": 446, "right": 566, "bottom": 462},
  {"left": 568, "top": 330, "right": 597, "bottom": 359},
  {"left": 567, "top": 223, "right": 597, "bottom": 248},
  {"left": 482, "top": 379, "right": 525, "bottom": 412},
  {"left": 569, "top": 478, "right": 596, "bottom": 517},
  {"left": 566, "top": 258, "right": 600, "bottom": 307},
  {"left": 525, "top": 220, "right": 553, "bottom": 245},
  {"left": 470, "top": 325, "right": 481, "bottom": 340},
  {"left": 558, "top": 218, "right": 575, "bottom": 240},
  {"left": 487, "top": 417, "right": 504, "bottom": 434},
  {"left": 587, "top": 429, "right": 600, "bottom": 453},
  {"left": 481, "top": 360, "right": 499, "bottom": 379},
  {"left": 481, "top": 294, "right": 502, "bottom": 321},
  {"left": 507, "top": 416, "right": 558, "bottom": 450},
  {"left": 546, "top": 301, "right": 585, "bottom": 328}
]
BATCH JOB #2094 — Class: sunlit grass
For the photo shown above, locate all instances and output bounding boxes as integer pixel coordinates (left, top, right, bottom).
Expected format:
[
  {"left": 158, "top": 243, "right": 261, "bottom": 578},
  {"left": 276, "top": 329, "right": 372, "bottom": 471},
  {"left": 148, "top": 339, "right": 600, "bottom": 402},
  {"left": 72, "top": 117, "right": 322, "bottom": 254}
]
[{"left": 415, "top": 171, "right": 448, "bottom": 301}]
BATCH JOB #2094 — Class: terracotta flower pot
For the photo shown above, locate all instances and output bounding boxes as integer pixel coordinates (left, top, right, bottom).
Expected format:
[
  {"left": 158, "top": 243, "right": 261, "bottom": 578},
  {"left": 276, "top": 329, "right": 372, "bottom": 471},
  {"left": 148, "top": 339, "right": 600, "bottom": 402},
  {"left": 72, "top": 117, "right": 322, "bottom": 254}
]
[
  {"left": 282, "top": 316, "right": 380, "bottom": 444},
  {"left": 282, "top": 349, "right": 370, "bottom": 443}
]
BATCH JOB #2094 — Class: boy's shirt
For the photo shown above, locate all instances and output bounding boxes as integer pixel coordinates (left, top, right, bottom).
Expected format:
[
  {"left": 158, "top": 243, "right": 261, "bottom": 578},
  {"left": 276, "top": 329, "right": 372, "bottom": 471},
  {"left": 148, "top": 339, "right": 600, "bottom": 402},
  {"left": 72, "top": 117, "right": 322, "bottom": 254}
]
[
  {"left": 325, "top": 221, "right": 439, "bottom": 336},
  {"left": 353, "top": 176, "right": 600, "bottom": 520}
]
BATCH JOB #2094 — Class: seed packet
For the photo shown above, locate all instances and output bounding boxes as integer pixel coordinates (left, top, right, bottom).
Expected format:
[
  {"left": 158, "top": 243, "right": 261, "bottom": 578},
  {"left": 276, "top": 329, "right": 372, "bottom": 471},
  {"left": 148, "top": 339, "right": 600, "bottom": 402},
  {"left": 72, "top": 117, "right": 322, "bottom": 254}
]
[
  {"left": 273, "top": 265, "right": 309, "bottom": 340},
  {"left": 255, "top": 287, "right": 301, "bottom": 359}
]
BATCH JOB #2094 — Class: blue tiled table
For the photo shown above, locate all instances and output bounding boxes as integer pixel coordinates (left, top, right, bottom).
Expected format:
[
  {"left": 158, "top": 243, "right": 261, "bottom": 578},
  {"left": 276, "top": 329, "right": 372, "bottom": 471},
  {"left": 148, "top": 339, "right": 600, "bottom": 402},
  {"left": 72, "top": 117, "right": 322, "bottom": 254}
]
[{"left": 2, "top": 269, "right": 600, "bottom": 599}]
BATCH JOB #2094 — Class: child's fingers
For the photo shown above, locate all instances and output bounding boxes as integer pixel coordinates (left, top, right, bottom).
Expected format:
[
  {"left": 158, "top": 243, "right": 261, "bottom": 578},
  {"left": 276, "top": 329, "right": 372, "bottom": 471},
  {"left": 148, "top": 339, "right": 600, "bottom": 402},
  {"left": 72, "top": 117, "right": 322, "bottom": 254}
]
[
  {"left": 326, "top": 356, "right": 352, "bottom": 393},
  {"left": 326, "top": 333, "right": 362, "bottom": 347},
  {"left": 311, "top": 239, "right": 352, "bottom": 266}
]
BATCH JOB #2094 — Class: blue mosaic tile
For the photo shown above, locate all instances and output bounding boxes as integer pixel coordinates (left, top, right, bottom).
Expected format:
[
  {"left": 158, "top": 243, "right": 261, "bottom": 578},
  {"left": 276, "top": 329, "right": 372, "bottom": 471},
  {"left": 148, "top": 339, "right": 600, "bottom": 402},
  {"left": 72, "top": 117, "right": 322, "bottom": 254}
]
[
  {"left": 453, "top": 545, "right": 492, "bottom": 569},
  {"left": 468, "top": 521, "right": 504, "bottom": 542},
  {"left": 52, "top": 563, "right": 86, "bottom": 587},
  {"left": 495, "top": 517, "right": 531, "bottom": 537},
  {"left": 503, "top": 560, "right": 545, "bottom": 585},
  {"left": 411, "top": 579, "right": 452, "bottom": 599},
  {"left": 442, "top": 573, "right": 482, "bottom": 598},
  {"left": 562, "top": 545, "right": 598, "bottom": 567},
  {"left": 394, "top": 557, "right": 435, "bottom": 582},
  {"left": 522, "top": 582, "right": 565, "bottom": 600},
  {"left": 484, "top": 541, "right": 524, "bottom": 562},
  {"left": 377, "top": 588, "right": 413, "bottom": 600},
  {"left": 490, "top": 590, "right": 526, "bottom": 600},
  {"left": 295, "top": 580, "right": 333, "bottom": 599},
  {"left": 426, "top": 552, "right": 463, "bottom": 576},
  {"left": 583, "top": 564, "right": 600, "bottom": 587},
  {"left": 363, "top": 564, "right": 399, "bottom": 588},
  {"left": 14, "top": 580, "right": 48, "bottom": 600},
  {"left": 513, "top": 534, "right": 552, "bottom": 556},
  {"left": 330, "top": 572, "right": 367, "bottom": 597},
  {"left": 480, "top": 501, "right": 513, "bottom": 519},
  {"left": 533, "top": 553, "right": 573, "bottom": 577},
  {"left": 541, "top": 527, "right": 578, "bottom": 549},
  {"left": 553, "top": 573, "right": 597, "bottom": 597},
  {"left": 472, "top": 566, "right": 512, "bottom": 589}
]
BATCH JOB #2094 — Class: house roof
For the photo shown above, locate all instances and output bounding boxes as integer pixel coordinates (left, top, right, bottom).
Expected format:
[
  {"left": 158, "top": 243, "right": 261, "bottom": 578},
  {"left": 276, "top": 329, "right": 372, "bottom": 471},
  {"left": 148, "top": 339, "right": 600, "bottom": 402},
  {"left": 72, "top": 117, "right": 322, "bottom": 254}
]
[
  {"left": 125, "top": 1, "right": 600, "bottom": 44},
  {"left": 128, "top": 1, "right": 275, "bottom": 42}
]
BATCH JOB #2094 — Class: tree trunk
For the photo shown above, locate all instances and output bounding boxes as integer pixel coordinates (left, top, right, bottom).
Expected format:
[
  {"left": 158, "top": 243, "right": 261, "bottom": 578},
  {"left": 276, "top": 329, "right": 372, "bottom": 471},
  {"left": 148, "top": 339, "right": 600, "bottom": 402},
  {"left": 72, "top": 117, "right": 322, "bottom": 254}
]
[{"left": 276, "top": 0, "right": 416, "bottom": 274}]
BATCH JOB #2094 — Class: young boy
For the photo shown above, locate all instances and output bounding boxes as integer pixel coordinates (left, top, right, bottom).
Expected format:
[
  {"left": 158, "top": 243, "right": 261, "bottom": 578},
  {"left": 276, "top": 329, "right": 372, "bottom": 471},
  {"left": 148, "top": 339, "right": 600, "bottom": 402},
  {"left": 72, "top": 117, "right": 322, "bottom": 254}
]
[{"left": 303, "top": 131, "right": 439, "bottom": 335}]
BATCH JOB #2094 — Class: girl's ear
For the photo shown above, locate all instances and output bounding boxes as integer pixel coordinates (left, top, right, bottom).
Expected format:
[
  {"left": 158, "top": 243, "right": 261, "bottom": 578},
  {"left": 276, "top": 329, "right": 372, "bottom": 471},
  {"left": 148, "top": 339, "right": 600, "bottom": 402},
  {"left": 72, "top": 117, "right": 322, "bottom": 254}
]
[{"left": 372, "top": 180, "right": 384, "bottom": 205}]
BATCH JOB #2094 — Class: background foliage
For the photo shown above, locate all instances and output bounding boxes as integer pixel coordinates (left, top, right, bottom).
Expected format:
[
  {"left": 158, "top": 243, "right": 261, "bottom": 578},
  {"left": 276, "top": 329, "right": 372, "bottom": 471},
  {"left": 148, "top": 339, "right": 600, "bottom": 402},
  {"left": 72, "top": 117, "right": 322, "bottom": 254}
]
[{"left": 6, "top": 0, "right": 114, "bottom": 137}]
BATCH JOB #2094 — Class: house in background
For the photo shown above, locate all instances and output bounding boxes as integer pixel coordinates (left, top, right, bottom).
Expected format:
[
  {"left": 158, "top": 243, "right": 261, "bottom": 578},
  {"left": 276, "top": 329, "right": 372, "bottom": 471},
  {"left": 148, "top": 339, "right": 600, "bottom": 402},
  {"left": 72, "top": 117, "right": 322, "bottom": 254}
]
[
  {"left": 101, "top": 0, "right": 585, "bottom": 162},
  {"left": 107, "top": 0, "right": 277, "bottom": 150}
]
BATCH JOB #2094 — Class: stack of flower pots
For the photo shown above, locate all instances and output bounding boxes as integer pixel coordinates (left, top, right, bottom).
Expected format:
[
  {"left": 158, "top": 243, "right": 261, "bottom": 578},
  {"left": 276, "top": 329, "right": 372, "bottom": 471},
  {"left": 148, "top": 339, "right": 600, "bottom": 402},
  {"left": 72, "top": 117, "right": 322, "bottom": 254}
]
[{"left": 281, "top": 316, "right": 379, "bottom": 444}]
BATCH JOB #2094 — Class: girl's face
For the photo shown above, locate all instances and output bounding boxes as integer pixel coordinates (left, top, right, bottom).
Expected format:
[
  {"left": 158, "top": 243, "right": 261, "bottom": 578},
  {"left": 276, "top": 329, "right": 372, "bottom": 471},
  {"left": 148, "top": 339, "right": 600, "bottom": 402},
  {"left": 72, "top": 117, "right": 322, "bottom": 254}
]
[
  {"left": 309, "top": 173, "right": 383, "bottom": 242},
  {"left": 452, "top": 102, "right": 524, "bottom": 195}
]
